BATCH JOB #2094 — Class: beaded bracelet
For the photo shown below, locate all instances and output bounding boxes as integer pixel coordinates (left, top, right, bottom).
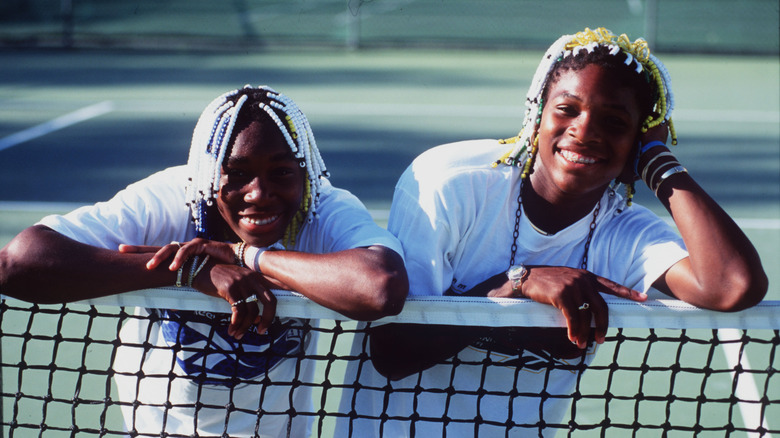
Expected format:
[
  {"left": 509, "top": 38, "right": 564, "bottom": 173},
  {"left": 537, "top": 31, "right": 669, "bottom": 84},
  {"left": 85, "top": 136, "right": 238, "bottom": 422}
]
[
  {"left": 653, "top": 165, "right": 688, "bottom": 196},
  {"left": 234, "top": 242, "right": 247, "bottom": 268},
  {"left": 187, "top": 255, "right": 201, "bottom": 287},
  {"left": 175, "top": 255, "right": 192, "bottom": 288},
  {"left": 188, "top": 255, "right": 210, "bottom": 287},
  {"left": 175, "top": 264, "right": 185, "bottom": 287}
]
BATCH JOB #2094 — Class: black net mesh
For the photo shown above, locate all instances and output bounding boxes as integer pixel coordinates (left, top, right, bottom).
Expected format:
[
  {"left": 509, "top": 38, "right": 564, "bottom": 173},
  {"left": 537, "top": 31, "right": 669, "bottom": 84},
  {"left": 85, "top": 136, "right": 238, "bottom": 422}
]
[{"left": 2, "top": 298, "right": 778, "bottom": 437}]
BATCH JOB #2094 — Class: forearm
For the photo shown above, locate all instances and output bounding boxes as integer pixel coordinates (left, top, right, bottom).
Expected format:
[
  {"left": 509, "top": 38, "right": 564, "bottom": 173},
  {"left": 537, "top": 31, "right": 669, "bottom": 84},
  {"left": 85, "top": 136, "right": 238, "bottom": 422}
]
[
  {"left": 0, "top": 225, "right": 176, "bottom": 303},
  {"left": 369, "top": 323, "right": 485, "bottom": 380},
  {"left": 655, "top": 174, "right": 767, "bottom": 309},
  {"left": 255, "top": 245, "right": 408, "bottom": 320}
]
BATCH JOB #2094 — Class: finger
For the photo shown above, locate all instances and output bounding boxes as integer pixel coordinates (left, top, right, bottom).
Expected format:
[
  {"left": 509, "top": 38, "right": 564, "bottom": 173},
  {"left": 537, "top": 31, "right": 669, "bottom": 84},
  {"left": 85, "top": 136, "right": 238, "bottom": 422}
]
[
  {"left": 594, "top": 276, "right": 647, "bottom": 302},
  {"left": 168, "top": 243, "right": 201, "bottom": 271},
  {"left": 256, "top": 290, "right": 277, "bottom": 335},
  {"left": 144, "top": 245, "right": 179, "bottom": 270},
  {"left": 559, "top": 299, "right": 589, "bottom": 349},
  {"left": 228, "top": 294, "right": 260, "bottom": 340},
  {"left": 587, "top": 291, "right": 610, "bottom": 345},
  {"left": 118, "top": 244, "right": 162, "bottom": 253}
]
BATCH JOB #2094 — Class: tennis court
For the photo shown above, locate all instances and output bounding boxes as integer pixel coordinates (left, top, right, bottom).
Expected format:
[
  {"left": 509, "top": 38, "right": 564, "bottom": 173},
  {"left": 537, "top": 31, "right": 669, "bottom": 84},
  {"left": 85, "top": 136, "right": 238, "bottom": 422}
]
[{"left": 1, "top": 3, "right": 778, "bottom": 436}]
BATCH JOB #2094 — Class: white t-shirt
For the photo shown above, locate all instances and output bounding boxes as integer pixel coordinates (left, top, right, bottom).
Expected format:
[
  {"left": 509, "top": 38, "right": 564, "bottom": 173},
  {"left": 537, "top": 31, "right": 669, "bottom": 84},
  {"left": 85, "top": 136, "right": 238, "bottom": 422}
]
[
  {"left": 39, "top": 165, "right": 404, "bottom": 438},
  {"left": 338, "top": 140, "right": 688, "bottom": 437}
]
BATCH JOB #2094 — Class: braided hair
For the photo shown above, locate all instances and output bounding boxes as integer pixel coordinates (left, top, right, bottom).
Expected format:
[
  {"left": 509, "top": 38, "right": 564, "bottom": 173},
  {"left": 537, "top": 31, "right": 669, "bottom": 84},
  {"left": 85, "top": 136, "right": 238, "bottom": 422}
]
[
  {"left": 185, "top": 85, "right": 329, "bottom": 247},
  {"left": 495, "top": 27, "right": 676, "bottom": 207}
]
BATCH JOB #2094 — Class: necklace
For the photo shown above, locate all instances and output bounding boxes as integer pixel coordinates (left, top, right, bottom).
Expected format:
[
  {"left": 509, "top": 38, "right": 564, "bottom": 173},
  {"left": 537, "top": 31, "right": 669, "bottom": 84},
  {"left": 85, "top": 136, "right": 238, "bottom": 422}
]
[{"left": 509, "top": 179, "right": 601, "bottom": 270}]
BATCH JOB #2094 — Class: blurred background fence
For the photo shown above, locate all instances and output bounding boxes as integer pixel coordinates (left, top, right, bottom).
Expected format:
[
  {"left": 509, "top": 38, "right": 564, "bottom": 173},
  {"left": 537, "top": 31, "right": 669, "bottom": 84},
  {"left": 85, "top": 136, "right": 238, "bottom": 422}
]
[{"left": 1, "top": 0, "right": 778, "bottom": 54}]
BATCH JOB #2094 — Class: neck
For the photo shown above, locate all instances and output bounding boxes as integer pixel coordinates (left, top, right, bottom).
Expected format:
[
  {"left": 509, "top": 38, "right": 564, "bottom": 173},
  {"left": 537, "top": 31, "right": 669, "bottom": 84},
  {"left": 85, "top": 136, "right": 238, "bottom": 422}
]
[{"left": 522, "top": 176, "right": 606, "bottom": 235}]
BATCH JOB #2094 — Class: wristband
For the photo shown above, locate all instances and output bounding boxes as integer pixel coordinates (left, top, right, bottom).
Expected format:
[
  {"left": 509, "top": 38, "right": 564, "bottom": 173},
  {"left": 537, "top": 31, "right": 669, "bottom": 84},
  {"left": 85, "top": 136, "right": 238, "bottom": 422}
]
[
  {"left": 639, "top": 140, "right": 666, "bottom": 155},
  {"left": 244, "top": 246, "right": 269, "bottom": 273}
]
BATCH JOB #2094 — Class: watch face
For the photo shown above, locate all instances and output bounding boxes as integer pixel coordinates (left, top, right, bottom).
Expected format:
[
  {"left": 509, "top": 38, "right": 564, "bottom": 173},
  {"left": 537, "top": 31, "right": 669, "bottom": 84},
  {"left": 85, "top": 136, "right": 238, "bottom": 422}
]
[{"left": 508, "top": 265, "right": 527, "bottom": 280}]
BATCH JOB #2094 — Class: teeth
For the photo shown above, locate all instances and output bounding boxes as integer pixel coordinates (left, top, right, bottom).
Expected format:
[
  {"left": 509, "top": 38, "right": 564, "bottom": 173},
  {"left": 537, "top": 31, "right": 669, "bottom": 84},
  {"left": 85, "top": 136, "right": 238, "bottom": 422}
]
[
  {"left": 243, "top": 215, "right": 279, "bottom": 226},
  {"left": 560, "top": 150, "right": 597, "bottom": 164}
]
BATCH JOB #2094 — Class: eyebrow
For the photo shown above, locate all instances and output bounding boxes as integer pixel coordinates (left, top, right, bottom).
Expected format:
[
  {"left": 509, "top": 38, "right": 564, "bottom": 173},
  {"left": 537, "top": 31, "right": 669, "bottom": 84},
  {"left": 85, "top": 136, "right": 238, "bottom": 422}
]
[
  {"left": 224, "top": 151, "right": 297, "bottom": 167},
  {"left": 557, "top": 91, "right": 632, "bottom": 113}
]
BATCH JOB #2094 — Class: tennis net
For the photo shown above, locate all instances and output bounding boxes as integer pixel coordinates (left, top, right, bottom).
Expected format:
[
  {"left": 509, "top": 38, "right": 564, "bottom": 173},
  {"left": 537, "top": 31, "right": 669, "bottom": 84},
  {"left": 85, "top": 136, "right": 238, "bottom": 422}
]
[{"left": 2, "top": 289, "right": 778, "bottom": 437}]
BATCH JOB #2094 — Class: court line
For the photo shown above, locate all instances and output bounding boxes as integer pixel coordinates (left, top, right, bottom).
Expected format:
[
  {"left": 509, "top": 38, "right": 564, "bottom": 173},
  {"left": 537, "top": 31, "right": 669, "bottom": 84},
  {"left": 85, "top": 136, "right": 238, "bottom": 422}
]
[
  {"left": 719, "top": 328, "right": 772, "bottom": 437},
  {"left": 5, "top": 101, "right": 775, "bottom": 124},
  {"left": 0, "top": 101, "right": 115, "bottom": 152}
]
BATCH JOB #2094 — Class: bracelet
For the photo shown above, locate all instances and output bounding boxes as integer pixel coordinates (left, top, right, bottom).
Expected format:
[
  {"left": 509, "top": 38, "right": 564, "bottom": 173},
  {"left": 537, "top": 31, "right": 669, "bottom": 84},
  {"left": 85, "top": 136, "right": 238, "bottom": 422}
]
[
  {"left": 647, "top": 160, "right": 680, "bottom": 190},
  {"left": 654, "top": 165, "right": 688, "bottom": 196},
  {"left": 186, "top": 255, "right": 200, "bottom": 287},
  {"left": 188, "top": 255, "right": 210, "bottom": 287},
  {"left": 234, "top": 242, "right": 247, "bottom": 267},
  {"left": 640, "top": 151, "right": 675, "bottom": 184},
  {"left": 175, "top": 256, "right": 192, "bottom": 288},
  {"left": 244, "top": 246, "right": 269, "bottom": 273},
  {"left": 175, "top": 265, "right": 185, "bottom": 287},
  {"left": 639, "top": 140, "right": 666, "bottom": 155}
]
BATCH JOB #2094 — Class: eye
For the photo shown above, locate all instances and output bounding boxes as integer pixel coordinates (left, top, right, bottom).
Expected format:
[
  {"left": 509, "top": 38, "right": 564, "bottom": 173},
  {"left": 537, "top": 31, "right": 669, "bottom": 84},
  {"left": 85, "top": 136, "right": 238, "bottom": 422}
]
[
  {"left": 271, "top": 165, "right": 299, "bottom": 179},
  {"left": 223, "top": 166, "right": 250, "bottom": 180},
  {"left": 555, "top": 105, "right": 578, "bottom": 117}
]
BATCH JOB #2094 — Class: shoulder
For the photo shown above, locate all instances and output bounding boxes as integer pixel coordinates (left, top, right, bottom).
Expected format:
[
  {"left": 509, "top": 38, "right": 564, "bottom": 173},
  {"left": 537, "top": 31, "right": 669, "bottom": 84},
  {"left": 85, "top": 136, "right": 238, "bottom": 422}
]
[
  {"left": 408, "top": 139, "right": 509, "bottom": 175},
  {"left": 399, "top": 139, "right": 515, "bottom": 195}
]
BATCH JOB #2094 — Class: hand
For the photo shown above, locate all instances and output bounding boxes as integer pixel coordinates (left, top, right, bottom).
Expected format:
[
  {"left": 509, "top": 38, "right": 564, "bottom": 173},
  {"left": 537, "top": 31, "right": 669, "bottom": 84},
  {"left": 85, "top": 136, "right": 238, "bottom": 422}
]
[
  {"left": 120, "top": 239, "right": 276, "bottom": 338},
  {"left": 192, "top": 262, "right": 277, "bottom": 339},
  {"left": 120, "top": 238, "right": 237, "bottom": 271},
  {"left": 489, "top": 266, "right": 647, "bottom": 349},
  {"left": 622, "top": 122, "right": 671, "bottom": 183}
]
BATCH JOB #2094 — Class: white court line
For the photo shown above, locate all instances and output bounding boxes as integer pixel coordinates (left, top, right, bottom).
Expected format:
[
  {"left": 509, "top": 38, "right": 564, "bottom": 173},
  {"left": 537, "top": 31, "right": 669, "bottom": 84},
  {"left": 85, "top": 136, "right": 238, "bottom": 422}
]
[
  {"left": 7, "top": 101, "right": 775, "bottom": 124},
  {"left": 719, "top": 328, "right": 773, "bottom": 437},
  {"left": 0, "top": 101, "right": 114, "bottom": 152}
]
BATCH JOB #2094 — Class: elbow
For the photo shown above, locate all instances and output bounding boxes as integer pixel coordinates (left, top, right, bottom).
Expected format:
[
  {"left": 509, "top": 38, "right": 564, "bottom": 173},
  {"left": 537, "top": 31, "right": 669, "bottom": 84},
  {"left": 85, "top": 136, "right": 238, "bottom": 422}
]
[
  {"left": 0, "top": 226, "right": 62, "bottom": 304},
  {"left": 711, "top": 268, "right": 769, "bottom": 312},
  {"left": 362, "top": 267, "right": 409, "bottom": 320},
  {"left": 0, "top": 240, "right": 39, "bottom": 303},
  {"left": 354, "top": 248, "right": 409, "bottom": 320}
]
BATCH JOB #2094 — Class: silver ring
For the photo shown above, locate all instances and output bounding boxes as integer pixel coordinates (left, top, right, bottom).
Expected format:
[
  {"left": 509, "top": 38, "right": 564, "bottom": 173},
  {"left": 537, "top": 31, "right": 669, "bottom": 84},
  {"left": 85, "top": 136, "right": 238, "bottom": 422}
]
[
  {"left": 171, "top": 241, "right": 182, "bottom": 248},
  {"left": 231, "top": 294, "right": 258, "bottom": 308},
  {"left": 578, "top": 302, "right": 590, "bottom": 311}
]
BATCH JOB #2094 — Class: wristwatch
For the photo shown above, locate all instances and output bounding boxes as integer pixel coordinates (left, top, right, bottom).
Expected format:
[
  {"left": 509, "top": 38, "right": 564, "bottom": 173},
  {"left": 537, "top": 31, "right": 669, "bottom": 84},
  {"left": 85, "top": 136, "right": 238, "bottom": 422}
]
[{"left": 506, "top": 264, "right": 529, "bottom": 294}]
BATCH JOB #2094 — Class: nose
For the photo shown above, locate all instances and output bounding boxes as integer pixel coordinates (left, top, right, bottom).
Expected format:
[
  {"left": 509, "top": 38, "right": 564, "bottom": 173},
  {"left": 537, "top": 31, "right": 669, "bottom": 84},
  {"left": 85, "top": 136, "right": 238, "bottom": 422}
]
[
  {"left": 570, "top": 112, "right": 602, "bottom": 144},
  {"left": 244, "top": 177, "right": 271, "bottom": 204}
]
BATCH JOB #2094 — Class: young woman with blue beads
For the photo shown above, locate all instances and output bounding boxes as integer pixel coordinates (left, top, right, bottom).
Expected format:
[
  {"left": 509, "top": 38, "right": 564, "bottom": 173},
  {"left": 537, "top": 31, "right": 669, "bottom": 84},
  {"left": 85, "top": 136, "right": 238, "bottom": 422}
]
[
  {"left": 0, "top": 86, "right": 408, "bottom": 437},
  {"left": 357, "top": 28, "right": 768, "bottom": 437}
]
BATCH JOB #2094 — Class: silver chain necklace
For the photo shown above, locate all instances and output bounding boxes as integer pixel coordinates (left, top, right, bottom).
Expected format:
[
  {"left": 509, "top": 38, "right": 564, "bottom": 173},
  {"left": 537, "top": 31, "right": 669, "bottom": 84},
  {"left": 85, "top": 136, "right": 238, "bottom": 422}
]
[{"left": 509, "top": 178, "right": 601, "bottom": 270}]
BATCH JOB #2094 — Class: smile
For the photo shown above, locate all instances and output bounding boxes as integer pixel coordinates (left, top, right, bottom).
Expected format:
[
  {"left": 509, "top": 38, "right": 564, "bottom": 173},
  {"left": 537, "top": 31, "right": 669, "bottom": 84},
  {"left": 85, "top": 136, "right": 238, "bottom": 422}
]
[
  {"left": 241, "top": 215, "right": 280, "bottom": 227},
  {"left": 559, "top": 149, "right": 599, "bottom": 164}
]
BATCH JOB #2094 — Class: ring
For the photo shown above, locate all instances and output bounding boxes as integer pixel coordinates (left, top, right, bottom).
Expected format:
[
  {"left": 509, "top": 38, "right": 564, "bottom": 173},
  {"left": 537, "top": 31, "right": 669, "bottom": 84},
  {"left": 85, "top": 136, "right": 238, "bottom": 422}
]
[
  {"left": 578, "top": 303, "right": 590, "bottom": 311},
  {"left": 231, "top": 294, "right": 258, "bottom": 308},
  {"left": 171, "top": 241, "right": 182, "bottom": 248}
]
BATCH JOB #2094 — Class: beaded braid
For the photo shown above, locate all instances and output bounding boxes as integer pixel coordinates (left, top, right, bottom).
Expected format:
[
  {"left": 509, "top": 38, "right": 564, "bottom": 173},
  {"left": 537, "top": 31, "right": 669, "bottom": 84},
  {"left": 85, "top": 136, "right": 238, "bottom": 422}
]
[
  {"left": 494, "top": 27, "right": 677, "bottom": 208},
  {"left": 185, "top": 85, "right": 329, "bottom": 247}
]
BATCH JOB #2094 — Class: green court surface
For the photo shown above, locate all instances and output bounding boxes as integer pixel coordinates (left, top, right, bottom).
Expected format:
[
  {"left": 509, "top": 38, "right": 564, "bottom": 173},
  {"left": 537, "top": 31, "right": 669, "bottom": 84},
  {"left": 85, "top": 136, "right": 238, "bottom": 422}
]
[
  {"left": 1, "top": 48, "right": 778, "bottom": 293},
  {"left": 1, "top": 47, "right": 778, "bottom": 436}
]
